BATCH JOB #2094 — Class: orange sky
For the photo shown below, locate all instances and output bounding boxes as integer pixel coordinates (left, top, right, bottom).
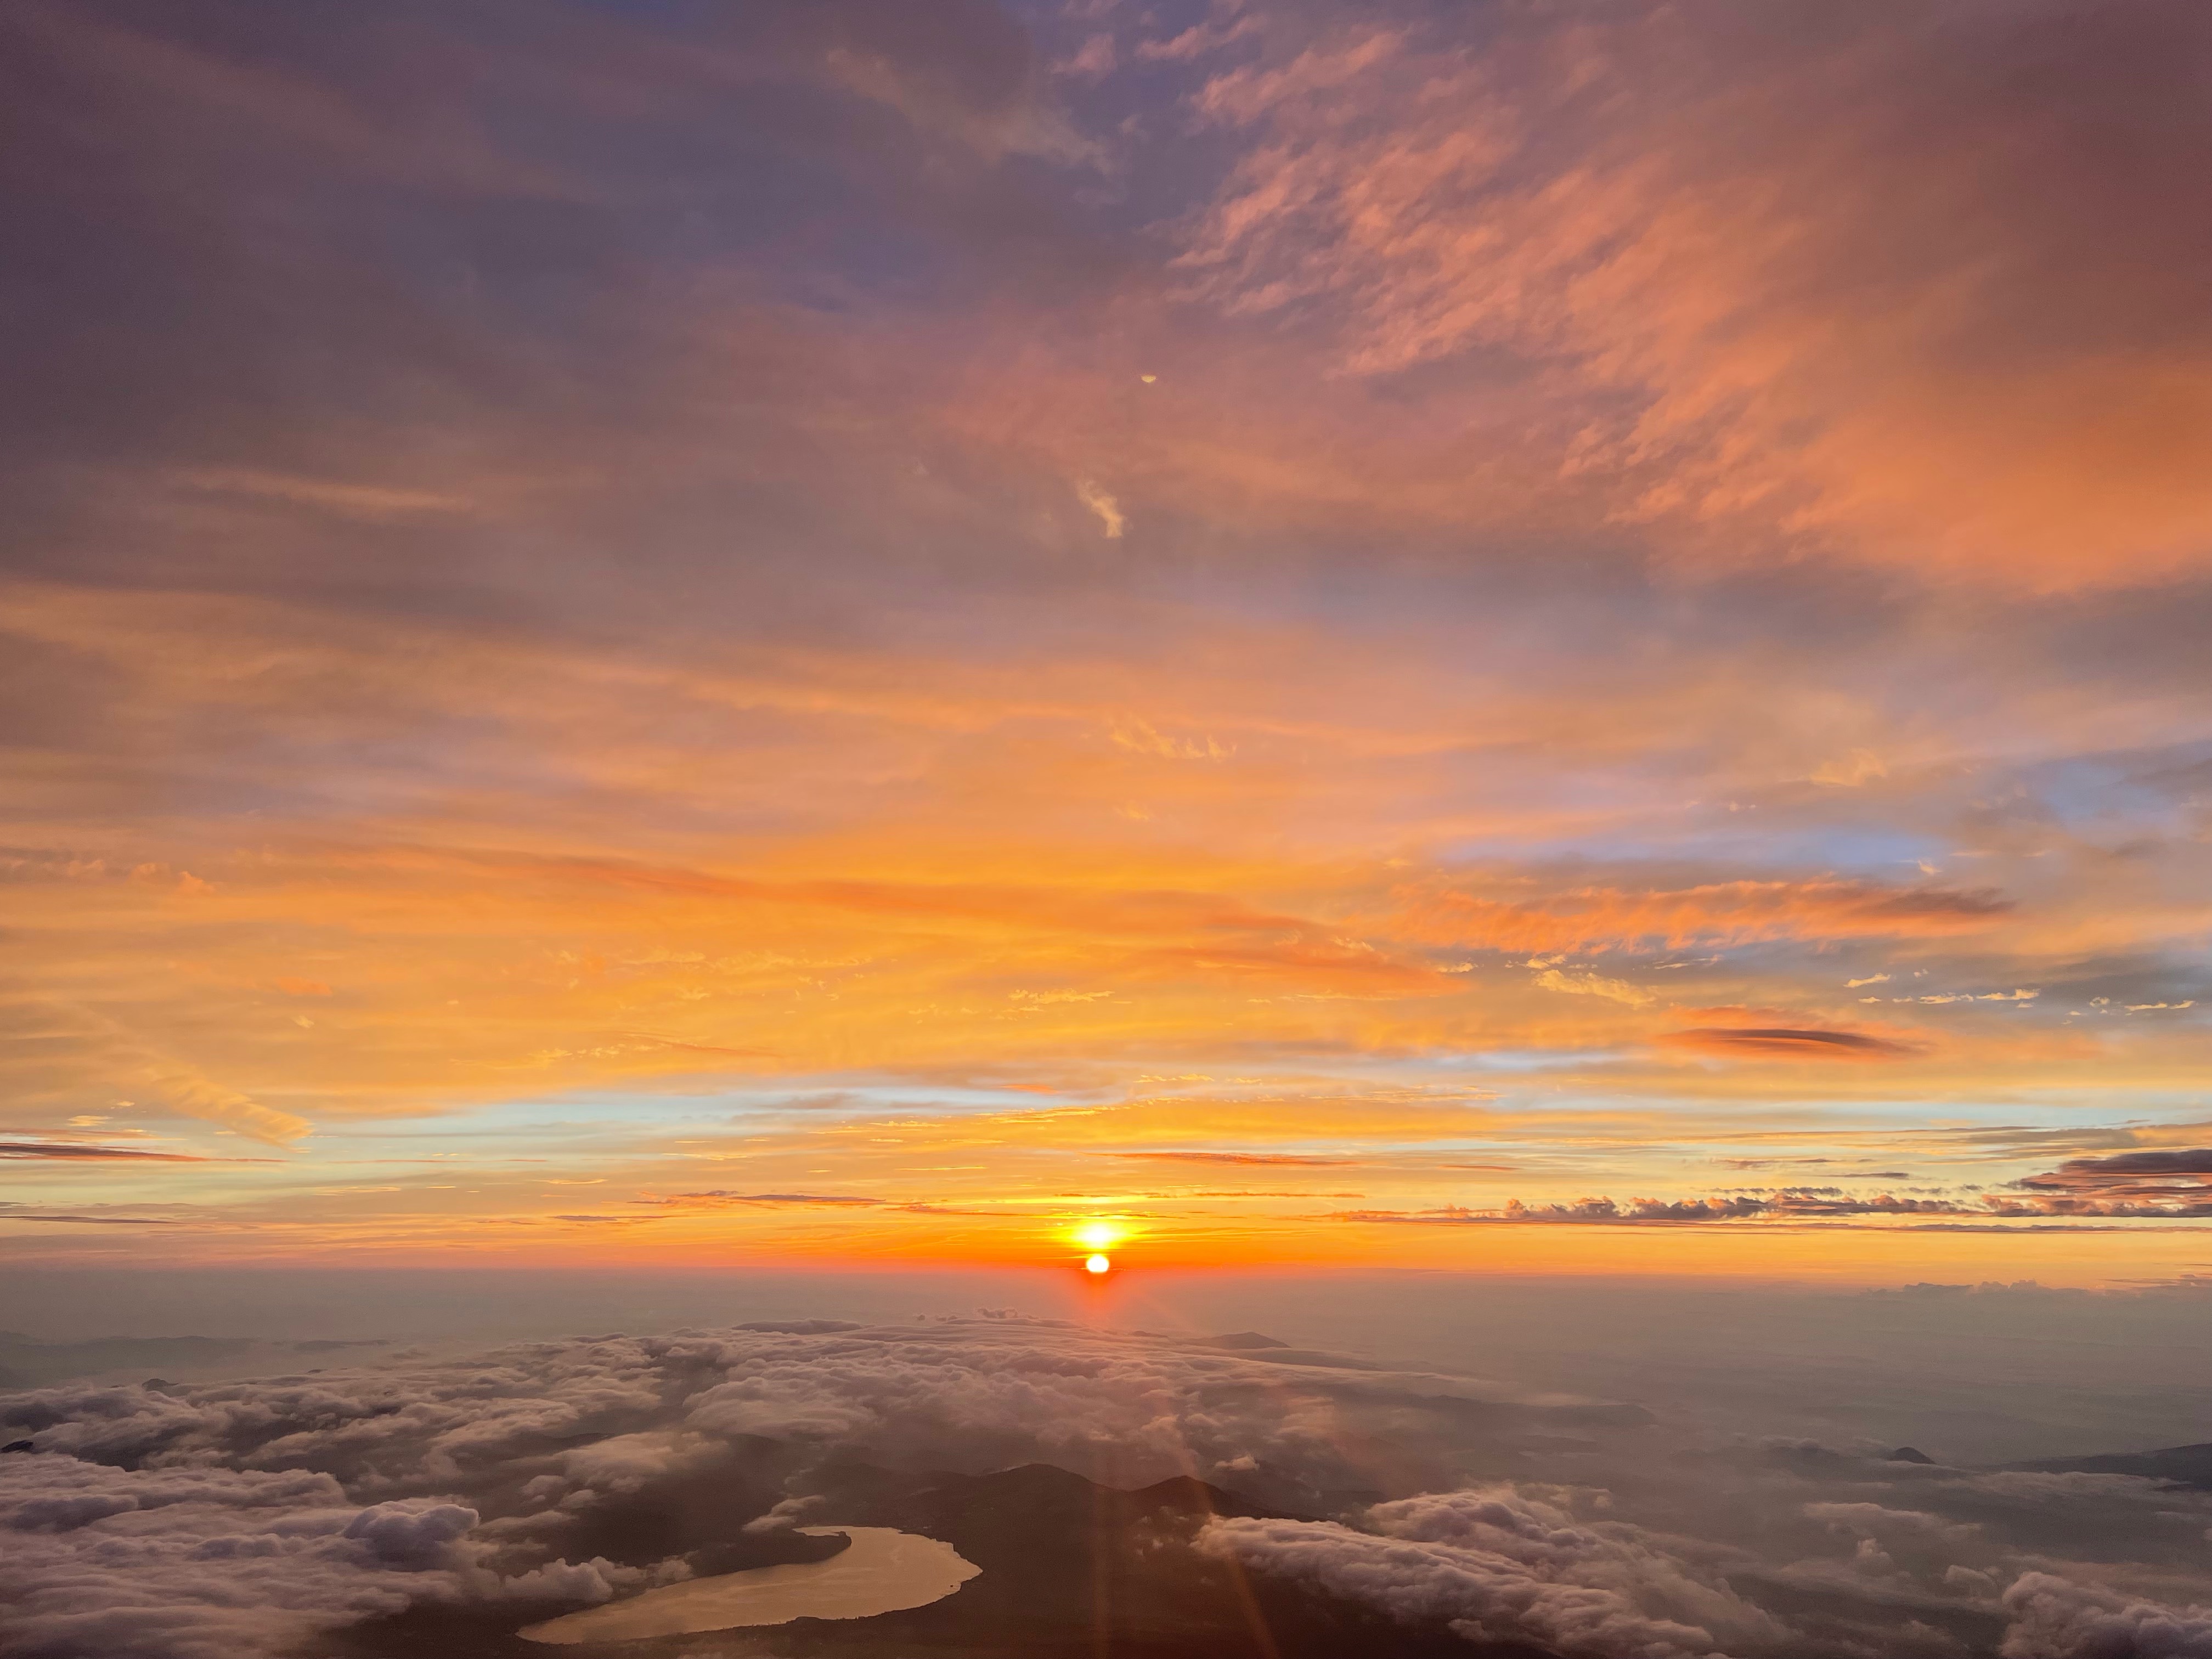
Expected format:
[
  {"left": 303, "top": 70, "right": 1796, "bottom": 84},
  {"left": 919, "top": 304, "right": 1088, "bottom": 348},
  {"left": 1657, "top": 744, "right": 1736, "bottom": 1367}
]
[{"left": 4, "top": 0, "right": 2210, "bottom": 1284}]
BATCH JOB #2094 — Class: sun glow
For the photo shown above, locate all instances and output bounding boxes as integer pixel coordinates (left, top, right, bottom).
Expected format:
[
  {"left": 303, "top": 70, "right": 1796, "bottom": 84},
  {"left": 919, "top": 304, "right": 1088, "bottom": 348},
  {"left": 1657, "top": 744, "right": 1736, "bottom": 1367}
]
[{"left": 1072, "top": 1221, "right": 1122, "bottom": 1251}]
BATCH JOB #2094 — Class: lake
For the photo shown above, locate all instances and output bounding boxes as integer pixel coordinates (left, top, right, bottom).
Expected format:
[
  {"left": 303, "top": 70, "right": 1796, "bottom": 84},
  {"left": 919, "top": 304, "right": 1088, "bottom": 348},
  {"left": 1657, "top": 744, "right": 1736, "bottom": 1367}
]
[{"left": 518, "top": 1526, "right": 980, "bottom": 1645}]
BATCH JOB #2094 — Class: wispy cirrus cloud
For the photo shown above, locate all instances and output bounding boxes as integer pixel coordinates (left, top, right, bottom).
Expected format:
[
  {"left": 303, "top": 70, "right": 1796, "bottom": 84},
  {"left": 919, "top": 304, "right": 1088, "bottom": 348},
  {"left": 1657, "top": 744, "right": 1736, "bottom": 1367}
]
[
  {"left": 1395, "top": 879, "right": 2009, "bottom": 956},
  {"left": 1169, "top": 1, "right": 2212, "bottom": 588},
  {"left": 0, "top": 1141, "right": 211, "bottom": 1162},
  {"left": 1113, "top": 1152, "right": 1358, "bottom": 1168},
  {"left": 0, "top": 0, "right": 2206, "bottom": 1276}
]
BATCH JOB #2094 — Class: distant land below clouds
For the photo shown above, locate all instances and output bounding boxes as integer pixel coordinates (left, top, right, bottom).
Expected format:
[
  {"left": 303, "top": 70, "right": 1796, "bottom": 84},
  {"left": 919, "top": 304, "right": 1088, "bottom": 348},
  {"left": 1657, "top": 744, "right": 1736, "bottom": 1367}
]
[{"left": 6, "top": 1308, "right": 2212, "bottom": 1658}]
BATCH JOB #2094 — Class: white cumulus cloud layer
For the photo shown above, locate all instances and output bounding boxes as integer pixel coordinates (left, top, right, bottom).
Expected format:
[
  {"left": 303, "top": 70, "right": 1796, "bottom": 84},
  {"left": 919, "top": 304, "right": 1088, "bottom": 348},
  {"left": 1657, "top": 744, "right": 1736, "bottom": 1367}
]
[{"left": 2, "top": 1317, "right": 2209, "bottom": 1658}]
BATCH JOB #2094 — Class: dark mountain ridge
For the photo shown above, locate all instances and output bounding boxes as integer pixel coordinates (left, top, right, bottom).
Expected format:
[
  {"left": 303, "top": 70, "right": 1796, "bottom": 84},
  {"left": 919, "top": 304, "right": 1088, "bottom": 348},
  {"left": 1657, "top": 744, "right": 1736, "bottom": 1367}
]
[
  {"left": 2007, "top": 1442, "right": 2212, "bottom": 1489},
  {"left": 325, "top": 1458, "right": 1538, "bottom": 1659}
]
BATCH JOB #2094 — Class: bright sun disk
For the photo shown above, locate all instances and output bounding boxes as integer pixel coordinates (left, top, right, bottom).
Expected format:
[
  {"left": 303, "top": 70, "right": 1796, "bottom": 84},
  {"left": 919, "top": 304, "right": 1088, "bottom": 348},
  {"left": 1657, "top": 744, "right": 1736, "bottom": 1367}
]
[{"left": 1084, "top": 1254, "right": 1111, "bottom": 1275}]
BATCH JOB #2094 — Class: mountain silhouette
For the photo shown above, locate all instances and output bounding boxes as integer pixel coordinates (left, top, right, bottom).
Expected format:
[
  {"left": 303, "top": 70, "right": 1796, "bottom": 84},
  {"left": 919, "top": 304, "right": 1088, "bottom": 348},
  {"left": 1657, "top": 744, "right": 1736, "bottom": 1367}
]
[{"left": 2008, "top": 1442, "right": 2212, "bottom": 1489}]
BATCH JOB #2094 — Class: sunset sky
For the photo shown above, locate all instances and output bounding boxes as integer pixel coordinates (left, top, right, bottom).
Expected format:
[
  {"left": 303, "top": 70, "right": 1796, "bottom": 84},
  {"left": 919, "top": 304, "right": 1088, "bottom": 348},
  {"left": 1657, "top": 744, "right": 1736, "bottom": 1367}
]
[{"left": 6, "top": 0, "right": 2210, "bottom": 1285}]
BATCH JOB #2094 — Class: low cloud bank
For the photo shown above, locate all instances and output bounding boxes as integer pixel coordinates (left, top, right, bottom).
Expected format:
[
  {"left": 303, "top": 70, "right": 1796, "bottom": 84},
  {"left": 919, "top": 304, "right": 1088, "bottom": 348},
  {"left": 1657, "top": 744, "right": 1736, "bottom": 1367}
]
[
  {"left": 1200, "top": 1488, "right": 1781, "bottom": 1658},
  {"left": 1335, "top": 1148, "right": 2212, "bottom": 1226},
  {"left": 3, "top": 1317, "right": 2209, "bottom": 1657},
  {"left": 0, "top": 1459, "right": 639, "bottom": 1659}
]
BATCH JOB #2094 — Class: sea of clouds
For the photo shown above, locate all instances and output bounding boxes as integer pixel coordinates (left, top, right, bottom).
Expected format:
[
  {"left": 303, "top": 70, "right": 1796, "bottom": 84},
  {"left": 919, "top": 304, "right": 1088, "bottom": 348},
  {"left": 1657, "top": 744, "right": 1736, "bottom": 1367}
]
[{"left": 4, "top": 1315, "right": 2211, "bottom": 1658}]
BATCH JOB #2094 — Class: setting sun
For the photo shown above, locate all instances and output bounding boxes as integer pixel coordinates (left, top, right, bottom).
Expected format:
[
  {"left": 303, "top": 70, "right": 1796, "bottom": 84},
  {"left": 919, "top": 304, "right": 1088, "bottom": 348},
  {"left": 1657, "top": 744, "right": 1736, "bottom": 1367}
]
[{"left": 1084, "top": 1255, "right": 1111, "bottom": 1276}]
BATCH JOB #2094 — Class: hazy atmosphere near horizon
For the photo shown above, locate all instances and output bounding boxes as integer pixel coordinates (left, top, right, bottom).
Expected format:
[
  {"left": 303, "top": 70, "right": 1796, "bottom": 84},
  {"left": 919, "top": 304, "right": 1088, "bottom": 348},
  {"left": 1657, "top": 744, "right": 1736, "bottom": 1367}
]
[{"left": 4, "top": 2, "right": 2211, "bottom": 1656}]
